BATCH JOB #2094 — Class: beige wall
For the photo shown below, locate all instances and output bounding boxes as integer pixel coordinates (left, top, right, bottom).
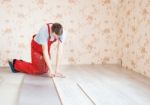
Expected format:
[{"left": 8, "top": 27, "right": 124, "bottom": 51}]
[
  {"left": 0, "top": 0, "right": 120, "bottom": 66},
  {"left": 0, "top": 0, "right": 150, "bottom": 77},
  {"left": 117, "top": 0, "right": 150, "bottom": 77}
]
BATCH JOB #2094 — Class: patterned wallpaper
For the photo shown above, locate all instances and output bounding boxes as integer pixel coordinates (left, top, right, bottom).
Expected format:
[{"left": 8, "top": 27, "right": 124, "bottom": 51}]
[
  {"left": 0, "top": 0, "right": 119, "bottom": 66},
  {"left": 0, "top": 0, "right": 150, "bottom": 78},
  {"left": 117, "top": 0, "right": 150, "bottom": 77}
]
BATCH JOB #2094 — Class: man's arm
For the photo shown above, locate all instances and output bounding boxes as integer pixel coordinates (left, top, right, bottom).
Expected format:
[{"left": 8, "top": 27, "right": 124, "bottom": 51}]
[
  {"left": 55, "top": 40, "right": 63, "bottom": 73},
  {"left": 42, "top": 44, "right": 54, "bottom": 77}
]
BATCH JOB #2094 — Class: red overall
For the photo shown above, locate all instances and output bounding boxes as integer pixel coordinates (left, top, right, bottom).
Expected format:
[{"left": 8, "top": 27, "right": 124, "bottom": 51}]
[{"left": 14, "top": 23, "right": 56, "bottom": 75}]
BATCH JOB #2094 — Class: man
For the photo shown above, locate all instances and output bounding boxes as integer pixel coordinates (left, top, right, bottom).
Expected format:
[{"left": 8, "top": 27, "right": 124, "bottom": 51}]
[{"left": 8, "top": 23, "right": 66, "bottom": 78}]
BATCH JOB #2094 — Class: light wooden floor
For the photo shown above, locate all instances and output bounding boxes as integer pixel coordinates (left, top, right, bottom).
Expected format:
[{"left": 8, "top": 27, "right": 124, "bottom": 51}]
[
  {"left": 18, "top": 74, "right": 62, "bottom": 105},
  {"left": 0, "top": 68, "right": 24, "bottom": 105},
  {"left": 53, "top": 65, "right": 150, "bottom": 105},
  {"left": 0, "top": 65, "right": 150, "bottom": 105}
]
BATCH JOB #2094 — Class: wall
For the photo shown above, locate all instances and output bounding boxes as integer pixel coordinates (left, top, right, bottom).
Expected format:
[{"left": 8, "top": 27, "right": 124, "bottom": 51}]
[
  {"left": 1, "top": 0, "right": 150, "bottom": 78},
  {"left": 0, "top": 0, "right": 120, "bottom": 66},
  {"left": 117, "top": 0, "right": 150, "bottom": 77}
]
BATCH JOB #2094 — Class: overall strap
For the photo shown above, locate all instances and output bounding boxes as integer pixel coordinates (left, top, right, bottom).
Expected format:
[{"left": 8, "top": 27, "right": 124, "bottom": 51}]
[{"left": 47, "top": 23, "right": 52, "bottom": 39}]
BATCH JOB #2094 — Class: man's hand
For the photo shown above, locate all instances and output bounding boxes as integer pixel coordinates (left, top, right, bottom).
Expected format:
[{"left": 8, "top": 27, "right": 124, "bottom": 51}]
[
  {"left": 55, "top": 41, "right": 65, "bottom": 78},
  {"left": 42, "top": 44, "right": 54, "bottom": 77},
  {"left": 48, "top": 71, "right": 55, "bottom": 78},
  {"left": 55, "top": 72, "right": 65, "bottom": 78}
]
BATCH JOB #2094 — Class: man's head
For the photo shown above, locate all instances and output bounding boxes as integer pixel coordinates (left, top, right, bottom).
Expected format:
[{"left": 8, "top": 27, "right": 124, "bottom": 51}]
[{"left": 51, "top": 23, "right": 63, "bottom": 37}]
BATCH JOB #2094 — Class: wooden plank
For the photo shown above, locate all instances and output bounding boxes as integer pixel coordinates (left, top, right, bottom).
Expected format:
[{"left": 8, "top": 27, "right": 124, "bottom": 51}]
[
  {"left": 53, "top": 65, "right": 94, "bottom": 105},
  {"left": 0, "top": 67, "right": 24, "bottom": 105},
  {"left": 18, "top": 74, "right": 61, "bottom": 105},
  {"left": 77, "top": 83, "right": 96, "bottom": 105}
]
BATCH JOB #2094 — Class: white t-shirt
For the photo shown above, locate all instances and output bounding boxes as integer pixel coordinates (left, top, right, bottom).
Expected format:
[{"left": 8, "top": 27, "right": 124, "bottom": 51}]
[{"left": 34, "top": 24, "right": 66, "bottom": 45}]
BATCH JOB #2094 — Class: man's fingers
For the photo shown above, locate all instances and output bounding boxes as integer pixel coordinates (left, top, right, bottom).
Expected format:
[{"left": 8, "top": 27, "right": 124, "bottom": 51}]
[
  {"left": 55, "top": 73, "right": 66, "bottom": 78},
  {"left": 49, "top": 73, "right": 55, "bottom": 78}
]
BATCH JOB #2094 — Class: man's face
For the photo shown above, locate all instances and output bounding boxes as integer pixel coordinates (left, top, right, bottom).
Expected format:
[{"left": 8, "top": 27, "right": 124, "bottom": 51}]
[{"left": 52, "top": 33, "right": 60, "bottom": 40}]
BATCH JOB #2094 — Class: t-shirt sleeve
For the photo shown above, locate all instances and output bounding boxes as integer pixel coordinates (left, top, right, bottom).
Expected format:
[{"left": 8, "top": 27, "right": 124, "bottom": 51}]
[
  {"left": 36, "top": 25, "right": 49, "bottom": 45},
  {"left": 59, "top": 31, "right": 66, "bottom": 43}
]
